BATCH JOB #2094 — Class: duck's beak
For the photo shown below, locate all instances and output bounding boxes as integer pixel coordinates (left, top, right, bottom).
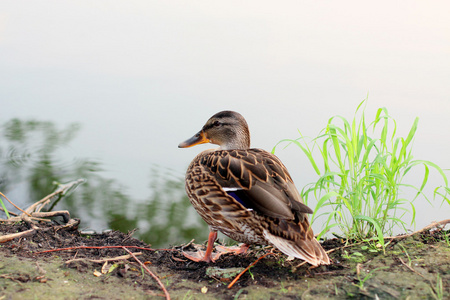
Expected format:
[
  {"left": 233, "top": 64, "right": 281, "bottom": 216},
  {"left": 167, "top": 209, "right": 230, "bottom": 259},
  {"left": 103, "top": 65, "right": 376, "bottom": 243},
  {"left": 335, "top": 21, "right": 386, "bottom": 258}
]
[{"left": 178, "top": 131, "right": 210, "bottom": 148}]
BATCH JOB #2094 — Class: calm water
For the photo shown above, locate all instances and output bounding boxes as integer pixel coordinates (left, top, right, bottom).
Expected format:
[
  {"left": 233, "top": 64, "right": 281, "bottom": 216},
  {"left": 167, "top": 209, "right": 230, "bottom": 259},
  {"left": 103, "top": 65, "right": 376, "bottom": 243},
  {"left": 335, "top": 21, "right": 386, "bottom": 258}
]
[{"left": 0, "top": 115, "right": 448, "bottom": 247}]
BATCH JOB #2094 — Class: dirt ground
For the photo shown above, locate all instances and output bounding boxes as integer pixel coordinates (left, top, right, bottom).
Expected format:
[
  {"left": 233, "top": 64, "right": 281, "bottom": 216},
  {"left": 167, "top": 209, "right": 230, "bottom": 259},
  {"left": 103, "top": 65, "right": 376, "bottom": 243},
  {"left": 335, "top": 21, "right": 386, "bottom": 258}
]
[{"left": 0, "top": 219, "right": 449, "bottom": 300}]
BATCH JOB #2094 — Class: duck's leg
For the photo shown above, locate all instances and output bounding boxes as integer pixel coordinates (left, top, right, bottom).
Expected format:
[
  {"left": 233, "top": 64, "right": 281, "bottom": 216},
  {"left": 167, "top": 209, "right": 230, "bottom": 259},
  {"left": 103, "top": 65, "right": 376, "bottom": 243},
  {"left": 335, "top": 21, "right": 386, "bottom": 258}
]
[
  {"left": 183, "top": 231, "right": 219, "bottom": 262},
  {"left": 182, "top": 231, "right": 251, "bottom": 262},
  {"left": 202, "top": 231, "right": 218, "bottom": 262}
]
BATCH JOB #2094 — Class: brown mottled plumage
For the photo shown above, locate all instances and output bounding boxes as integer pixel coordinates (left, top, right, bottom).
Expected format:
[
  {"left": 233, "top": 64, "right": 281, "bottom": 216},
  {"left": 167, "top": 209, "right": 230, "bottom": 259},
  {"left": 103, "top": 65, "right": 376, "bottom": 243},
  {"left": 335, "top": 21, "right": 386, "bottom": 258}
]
[{"left": 178, "top": 111, "right": 330, "bottom": 266}]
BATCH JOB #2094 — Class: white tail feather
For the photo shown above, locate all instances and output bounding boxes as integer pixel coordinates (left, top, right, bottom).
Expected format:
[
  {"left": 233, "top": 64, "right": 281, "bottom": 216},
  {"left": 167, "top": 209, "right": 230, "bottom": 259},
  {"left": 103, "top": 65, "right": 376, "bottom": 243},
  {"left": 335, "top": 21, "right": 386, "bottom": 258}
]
[{"left": 263, "top": 230, "right": 329, "bottom": 266}]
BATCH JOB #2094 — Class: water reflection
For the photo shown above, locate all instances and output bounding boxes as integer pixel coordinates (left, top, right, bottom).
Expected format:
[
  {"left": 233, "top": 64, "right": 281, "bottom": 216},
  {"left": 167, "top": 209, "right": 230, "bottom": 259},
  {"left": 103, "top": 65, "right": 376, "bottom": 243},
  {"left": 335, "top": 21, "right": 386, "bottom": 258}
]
[
  {"left": 0, "top": 119, "right": 208, "bottom": 247},
  {"left": 110, "top": 166, "right": 209, "bottom": 247}
]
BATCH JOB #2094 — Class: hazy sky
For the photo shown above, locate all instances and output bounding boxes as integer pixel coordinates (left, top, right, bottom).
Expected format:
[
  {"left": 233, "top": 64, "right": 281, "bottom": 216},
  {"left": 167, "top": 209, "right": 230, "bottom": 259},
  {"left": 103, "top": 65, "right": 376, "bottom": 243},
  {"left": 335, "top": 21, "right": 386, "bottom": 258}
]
[{"left": 1, "top": 1, "right": 449, "bottom": 229}]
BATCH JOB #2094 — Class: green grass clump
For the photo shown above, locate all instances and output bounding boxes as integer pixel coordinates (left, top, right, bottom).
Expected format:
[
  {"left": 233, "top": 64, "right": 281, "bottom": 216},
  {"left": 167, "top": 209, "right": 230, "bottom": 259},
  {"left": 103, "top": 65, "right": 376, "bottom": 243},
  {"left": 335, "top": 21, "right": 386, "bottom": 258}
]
[{"left": 274, "top": 99, "right": 449, "bottom": 246}]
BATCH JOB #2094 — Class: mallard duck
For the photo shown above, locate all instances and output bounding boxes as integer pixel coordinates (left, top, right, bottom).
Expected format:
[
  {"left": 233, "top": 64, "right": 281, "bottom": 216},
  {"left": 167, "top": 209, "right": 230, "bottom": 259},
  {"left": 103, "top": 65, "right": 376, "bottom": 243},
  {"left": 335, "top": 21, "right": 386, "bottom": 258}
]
[{"left": 178, "top": 111, "right": 330, "bottom": 266}]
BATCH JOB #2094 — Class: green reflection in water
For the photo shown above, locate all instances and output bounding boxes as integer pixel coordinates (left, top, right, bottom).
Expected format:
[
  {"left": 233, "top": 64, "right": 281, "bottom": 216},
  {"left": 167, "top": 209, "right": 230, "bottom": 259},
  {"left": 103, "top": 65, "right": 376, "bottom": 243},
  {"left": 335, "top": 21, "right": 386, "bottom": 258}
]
[
  {"left": 0, "top": 119, "right": 208, "bottom": 248},
  {"left": 109, "top": 166, "right": 210, "bottom": 247}
]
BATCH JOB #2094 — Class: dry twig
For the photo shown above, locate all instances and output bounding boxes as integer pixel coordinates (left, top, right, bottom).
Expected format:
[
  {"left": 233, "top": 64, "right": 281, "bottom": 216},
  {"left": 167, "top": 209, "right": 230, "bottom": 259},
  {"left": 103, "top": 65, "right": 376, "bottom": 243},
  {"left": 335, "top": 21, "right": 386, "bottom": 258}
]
[
  {"left": 398, "top": 257, "right": 425, "bottom": 278},
  {"left": 228, "top": 251, "right": 274, "bottom": 289},
  {"left": 385, "top": 219, "right": 450, "bottom": 239},
  {"left": 0, "top": 228, "right": 36, "bottom": 243},
  {"left": 65, "top": 252, "right": 142, "bottom": 264},
  {"left": 122, "top": 247, "right": 171, "bottom": 300},
  {"left": 0, "top": 192, "right": 28, "bottom": 216}
]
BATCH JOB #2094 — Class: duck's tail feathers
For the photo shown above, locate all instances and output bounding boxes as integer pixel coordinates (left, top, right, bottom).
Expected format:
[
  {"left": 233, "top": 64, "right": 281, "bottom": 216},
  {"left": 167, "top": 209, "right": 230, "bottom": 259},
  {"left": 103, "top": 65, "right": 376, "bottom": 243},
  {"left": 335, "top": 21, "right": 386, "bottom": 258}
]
[{"left": 263, "top": 230, "right": 330, "bottom": 266}]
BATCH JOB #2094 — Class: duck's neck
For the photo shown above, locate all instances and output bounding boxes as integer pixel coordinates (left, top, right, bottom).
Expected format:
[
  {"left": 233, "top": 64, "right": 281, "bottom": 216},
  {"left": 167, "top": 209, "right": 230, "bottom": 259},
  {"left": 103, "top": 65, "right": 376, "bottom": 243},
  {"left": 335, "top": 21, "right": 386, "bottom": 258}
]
[{"left": 219, "top": 128, "right": 250, "bottom": 150}]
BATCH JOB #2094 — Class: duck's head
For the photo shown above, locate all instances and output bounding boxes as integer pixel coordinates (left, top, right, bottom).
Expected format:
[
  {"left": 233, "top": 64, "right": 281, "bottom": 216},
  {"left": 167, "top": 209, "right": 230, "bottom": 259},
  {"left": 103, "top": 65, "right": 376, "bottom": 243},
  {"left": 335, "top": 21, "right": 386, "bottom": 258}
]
[{"left": 178, "top": 111, "right": 250, "bottom": 150}]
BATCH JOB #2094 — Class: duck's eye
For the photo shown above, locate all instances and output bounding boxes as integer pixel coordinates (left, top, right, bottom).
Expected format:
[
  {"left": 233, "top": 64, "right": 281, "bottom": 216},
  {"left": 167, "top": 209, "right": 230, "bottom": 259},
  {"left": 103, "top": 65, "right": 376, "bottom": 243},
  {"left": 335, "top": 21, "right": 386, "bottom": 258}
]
[{"left": 213, "top": 121, "right": 221, "bottom": 127}]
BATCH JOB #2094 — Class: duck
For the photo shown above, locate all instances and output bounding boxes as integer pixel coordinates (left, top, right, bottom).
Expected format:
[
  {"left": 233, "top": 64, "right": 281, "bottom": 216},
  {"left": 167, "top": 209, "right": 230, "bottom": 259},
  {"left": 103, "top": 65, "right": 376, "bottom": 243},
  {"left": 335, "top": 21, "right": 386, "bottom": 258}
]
[{"left": 178, "top": 110, "right": 330, "bottom": 266}]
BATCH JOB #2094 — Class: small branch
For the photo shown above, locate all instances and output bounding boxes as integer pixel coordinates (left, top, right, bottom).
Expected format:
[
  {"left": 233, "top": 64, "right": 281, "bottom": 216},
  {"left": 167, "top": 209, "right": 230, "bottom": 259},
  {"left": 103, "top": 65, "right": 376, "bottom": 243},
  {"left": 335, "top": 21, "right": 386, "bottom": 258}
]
[
  {"left": 295, "top": 260, "right": 308, "bottom": 268},
  {"left": 122, "top": 247, "right": 171, "bottom": 300},
  {"left": 228, "top": 252, "right": 273, "bottom": 289},
  {"left": 0, "top": 209, "right": 18, "bottom": 217},
  {"left": 399, "top": 257, "right": 442, "bottom": 296},
  {"left": 0, "top": 192, "right": 27, "bottom": 216},
  {"left": 24, "top": 192, "right": 60, "bottom": 215},
  {"left": 31, "top": 211, "right": 71, "bottom": 223},
  {"left": 25, "top": 179, "right": 85, "bottom": 214},
  {"left": 0, "top": 274, "right": 24, "bottom": 285},
  {"left": 2, "top": 211, "right": 74, "bottom": 225},
  {"left": 65, "top": 252, "right": 142, "bottom": 264},
  {"left": 385, "top": 219, "right": 450, "bottom": 240},
  {"left": 398, "top": 257, "right": 425, "bottom": 278},
  {"left": 0, "top": 228, "right": 36, "bottom": 243}
]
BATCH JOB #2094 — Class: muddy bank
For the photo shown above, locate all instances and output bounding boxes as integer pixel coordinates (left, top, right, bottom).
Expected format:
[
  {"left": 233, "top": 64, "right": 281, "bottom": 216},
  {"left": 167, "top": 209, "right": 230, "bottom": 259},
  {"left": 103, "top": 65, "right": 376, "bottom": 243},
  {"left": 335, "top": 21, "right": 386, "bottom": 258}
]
[{"left": 0, "top": 220, "right": 449, "bottom": 299}]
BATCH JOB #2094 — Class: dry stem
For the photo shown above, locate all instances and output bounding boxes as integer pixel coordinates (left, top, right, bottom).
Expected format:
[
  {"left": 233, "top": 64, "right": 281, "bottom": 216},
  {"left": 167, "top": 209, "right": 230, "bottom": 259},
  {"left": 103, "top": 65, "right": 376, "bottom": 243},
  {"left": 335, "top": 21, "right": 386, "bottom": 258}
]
[
  {"left": 122, "top": 247, "right": 171, "bottom": 300},
  {"left": 65, "top": 252, "right": 142, "bottom": 264}
]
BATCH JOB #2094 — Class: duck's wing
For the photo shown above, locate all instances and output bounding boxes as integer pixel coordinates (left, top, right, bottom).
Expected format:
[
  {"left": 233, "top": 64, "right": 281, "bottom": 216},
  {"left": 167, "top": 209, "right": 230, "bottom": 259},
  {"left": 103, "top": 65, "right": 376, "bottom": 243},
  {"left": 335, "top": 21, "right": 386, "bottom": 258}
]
[{"left": 200, "top": 148, "right": 313, "bottom": 220}]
